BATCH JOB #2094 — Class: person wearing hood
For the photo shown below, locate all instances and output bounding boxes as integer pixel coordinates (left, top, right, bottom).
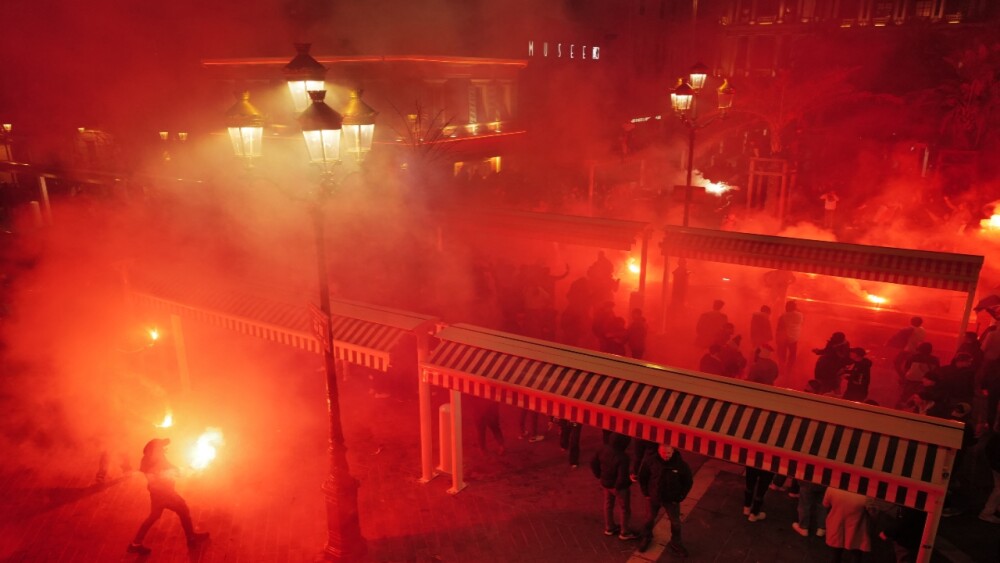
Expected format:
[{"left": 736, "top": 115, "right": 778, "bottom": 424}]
[
  {"left": 127, "top": 438, "right": 209, "bottom": 555},
  {"left": 636, "top": 443, "right": 693, "bottom": 556}
]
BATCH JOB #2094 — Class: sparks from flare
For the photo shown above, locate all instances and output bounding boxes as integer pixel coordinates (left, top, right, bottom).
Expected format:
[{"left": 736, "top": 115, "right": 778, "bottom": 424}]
[
  {"left": 189, "top": 428, "right": 224, "bottom": 470},
  {"left": 155, "top": 410, "right": 173, "bottom": 428}
]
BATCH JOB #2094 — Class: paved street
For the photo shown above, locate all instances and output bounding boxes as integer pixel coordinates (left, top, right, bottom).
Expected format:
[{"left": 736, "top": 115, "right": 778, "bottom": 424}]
[{"left": 0, "top": 321, "right": 996, "bottom": 563}]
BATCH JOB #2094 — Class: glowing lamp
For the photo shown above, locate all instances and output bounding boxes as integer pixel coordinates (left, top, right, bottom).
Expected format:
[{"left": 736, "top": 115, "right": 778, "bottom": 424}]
[
  {"left": 225, "top": 91, "right": 264, "bottom": 161},
  {"left": 178, "top": 132, "right": 188, "bottom": 142},
  {"left": 689, "top": 62, "right": 709, "bottom": 92},
  {"left": 284, "top": 43, "right": 327, "bottom": 114},
  {"left": 340, "top": 90, "right": 377, "bottom": 162},
  {"left": 298, "top": 90, "right": 343, "bottom": 169},
  {"left": 1, "top": 124, "right": 10, "bottom": 133},
  {"left": 717, "top": 79, "right": 735, "bottom": 113},
  {"left": 671, "top": 81, "right": 694, "bottom": 114}
]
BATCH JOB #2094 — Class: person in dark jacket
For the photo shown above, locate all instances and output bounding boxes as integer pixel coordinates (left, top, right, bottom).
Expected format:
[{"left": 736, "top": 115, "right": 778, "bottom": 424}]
[
  {"left": 590, "top": 433, "right": 638, "bottom": 539},
  {"left": 127, "top": 439, "right": 209, "bottom": 555},
  {"left": 841, "top": 348, "right": 872, "bottom": 402},
  {"left": 878, "top": 503, "right": 926, "bottom": 563},
  {"left": 637, "top": 444, "right": 693, "bottom": 556},
  {"left": 813, "top": 332, "right": 851, "bottom": 394}
]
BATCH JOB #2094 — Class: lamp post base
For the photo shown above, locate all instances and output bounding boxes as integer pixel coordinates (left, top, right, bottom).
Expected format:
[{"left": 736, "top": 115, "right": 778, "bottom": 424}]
[{"left": 321, "top": 473, "right": 367, "bottom": 561}]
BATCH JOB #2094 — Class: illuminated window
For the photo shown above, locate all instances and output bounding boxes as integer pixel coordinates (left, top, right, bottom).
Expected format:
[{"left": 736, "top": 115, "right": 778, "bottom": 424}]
[
  {"left": 873, "top": 0, "right": 895, "bottom": 18},
  {"left": 914, "top": 0, "right": 934, "bottom": 18}
]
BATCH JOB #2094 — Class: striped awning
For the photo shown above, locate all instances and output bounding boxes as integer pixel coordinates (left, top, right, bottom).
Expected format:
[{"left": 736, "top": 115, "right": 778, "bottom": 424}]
[
  {"left": 661, "top": 227, "right": 983, "bottom": 292},
  {"left": 447, "top": 208, "right": 649, "bottom": 251},
  {"left": 421, "top": 324, "right": 964, "bottom": 511},
  {"left": 130, "top": 275, "right": 436, "bottom": 372}
]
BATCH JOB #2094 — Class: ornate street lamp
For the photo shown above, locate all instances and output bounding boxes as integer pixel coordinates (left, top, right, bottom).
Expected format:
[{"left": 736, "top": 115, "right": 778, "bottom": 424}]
[
  {"left": 225, "top": 91, "right": 264, "bottom": 166},
  {"left": 284, "top": 43, "right": 327, "bottom": 114},
  {"left": 340, "top": 91, "right": 377, "bottom": 162},
  {"left": 299, "top": 90, "right": 344, "bottom": 174},
  {"left": 670, "top": 72, "right": 734, "bottom": 227},
  {"left": 297, "top": 88, "right": 368, "bottom": 561},
  {"left": 688, "top": 62, "right": 709, "bottom": 92},
  {"left": 227, "top": 84, "right": 371, "bottom": 561}
]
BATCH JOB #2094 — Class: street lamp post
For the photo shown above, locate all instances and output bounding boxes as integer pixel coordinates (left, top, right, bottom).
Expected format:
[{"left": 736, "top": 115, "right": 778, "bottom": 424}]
[
  {"left": 670, "top": 63, "right": 734, "bottom": 227},
  {"left": 227, "top": 71, "right": 377, "bottom": 559},
  {"left": 297, "top": 88, "right": 370, "bottom": 560}
]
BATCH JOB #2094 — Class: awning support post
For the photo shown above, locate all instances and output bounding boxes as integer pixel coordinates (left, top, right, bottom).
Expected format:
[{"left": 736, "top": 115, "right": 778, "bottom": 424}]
[
  {"left": 447, "top": 389, "right": 466, "bottom": 494},
  {"left": 418, "top": 334, "right": 436, "bottom": 483}
]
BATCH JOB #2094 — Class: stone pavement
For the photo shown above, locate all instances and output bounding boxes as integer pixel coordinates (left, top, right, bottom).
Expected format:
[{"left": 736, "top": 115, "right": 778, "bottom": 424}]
[{"left": 0, "top": 322, "right": 996, "bottom": 563}]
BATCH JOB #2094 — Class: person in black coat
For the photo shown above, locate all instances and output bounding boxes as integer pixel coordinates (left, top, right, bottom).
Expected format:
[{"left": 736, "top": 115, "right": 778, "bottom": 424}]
[
  {"left": 590, "top": 433, "right": 637, "bottom": 539},
  {"left": 841, "top": 348, "right": 872, "bottom": 402},
  {"left": 813, "top": 332, "right": 850, "bottom": 394},
  {"left": 637, "top": 444, "right": 693, "bottom": 556},
  {"left": 127, "top": 439, "right": 209, "bottom": 555}
]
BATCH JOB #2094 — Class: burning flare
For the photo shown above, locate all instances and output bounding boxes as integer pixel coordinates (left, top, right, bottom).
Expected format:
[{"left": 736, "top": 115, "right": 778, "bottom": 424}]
[
  {"left": 980, "top": 214, "right": 1000, "bottom": 231},
  {"left": 189, "top": 428, "right": 224, "bottom": 470},
  {"left": 627, "top": 258, "right": 641, "bottom": 275},
  {"left": 148, "top": 328, "right": 160, "bottom": 341},
  {"left": 865, "top": 294, "right": 887, "bottom": 305},
  {"left": 155, "top": 410, "right": 173, "bottom": 428}
]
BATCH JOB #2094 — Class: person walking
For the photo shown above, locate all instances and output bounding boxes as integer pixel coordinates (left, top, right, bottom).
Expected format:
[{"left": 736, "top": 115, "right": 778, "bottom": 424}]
[
  {"left": 743, "top": 466, "right": 775, "bottom": 523},
  {"left": 637, "top": 444, "right": 693, "bottom": 555},
  {"left": 590, "top": 433, "right": 638, "bottom": 539},
  {"left": 823, "top": 487, "right": 873, "bottom": 563},
  {"left": 127, "top": 438, "right": 209, "bottom": 555},
  {"left": 776, "top": 300, "right": 804, "bottom": 372}
]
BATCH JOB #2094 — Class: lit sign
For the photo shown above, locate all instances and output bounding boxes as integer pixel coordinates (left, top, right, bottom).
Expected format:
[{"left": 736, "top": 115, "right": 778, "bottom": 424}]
[{"left": 528, "top": 41, "right": 600, "bottom": 61}]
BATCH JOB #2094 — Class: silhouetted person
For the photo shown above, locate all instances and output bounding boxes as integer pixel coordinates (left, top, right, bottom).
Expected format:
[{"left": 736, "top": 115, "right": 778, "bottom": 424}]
[
  {"left": 750, "top": 305, "right": 773, "bottom": 349},
  {"left": 699, "top": 344, "right": 725, "bottom": 376},
  {"left": 625, "top": 308, "right": 648, "bottom": 359},
  {"left": 889, "top": 317, "right": 926, "bottom": 378},
  {"left": 471, "top": 397, "right": 505, "bottom": 455},
  {"left": 590, "top": 433, "right": 637, "bottom": 539},
  {"left": 813, "top": 332, "right": 851, "bottom": 395},
  {"left": 695, "top": 299, "right": 727, "bottom": 348},
  {"left": 776, "top": 300, "right": 804, "bottom": 371},
  {"left": 127, "top": 438, "right": 208, "bottom": 555},
  {"left": 841, "top": 348, "right": 872, "bottom": 402}
]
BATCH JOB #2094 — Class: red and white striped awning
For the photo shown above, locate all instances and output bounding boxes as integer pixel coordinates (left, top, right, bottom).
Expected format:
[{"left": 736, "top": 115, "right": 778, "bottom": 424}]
[
  {"left": 130, "top": 276, "right": 436, "bottom": 372},
  {"left": 447, "top": 208, "right": 650, "bottom": 251},
  {"left": 421, "top": 324, "right": 964, "bottom": 511},
  {"left": 661, "top": 227, "right": 983, "bottom": 292}
]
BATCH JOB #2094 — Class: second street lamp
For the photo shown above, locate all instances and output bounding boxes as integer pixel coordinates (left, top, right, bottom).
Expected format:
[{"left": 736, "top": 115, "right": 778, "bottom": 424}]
[{"left": 670, "top": 64, "right": 734, "bottom": 228}]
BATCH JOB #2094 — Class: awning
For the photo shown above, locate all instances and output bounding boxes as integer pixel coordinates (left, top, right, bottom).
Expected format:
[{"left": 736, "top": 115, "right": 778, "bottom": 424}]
[
  {"left": 660, "top": 226, "right": 983, "bottom": 293},
  {"left": 422, "top": 324, "right": 964, "bottom": 511},
  {"left": 448, "top": 208, "right": 650, "bottom": 251},
  {"left": 130, "top": 275, "right": 437, "bottom": 372}
]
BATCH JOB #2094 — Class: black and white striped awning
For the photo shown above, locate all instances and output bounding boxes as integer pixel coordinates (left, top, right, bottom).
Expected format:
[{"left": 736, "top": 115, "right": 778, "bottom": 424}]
[
  {"left": 422, "top": 325, "right": 965, "bottom": 511},
  {"left": 661, "top": 226, "right": 983, "bottom": 293},
  {"left": 130, "top": 275, "right": 436, "bottom": 372}
]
